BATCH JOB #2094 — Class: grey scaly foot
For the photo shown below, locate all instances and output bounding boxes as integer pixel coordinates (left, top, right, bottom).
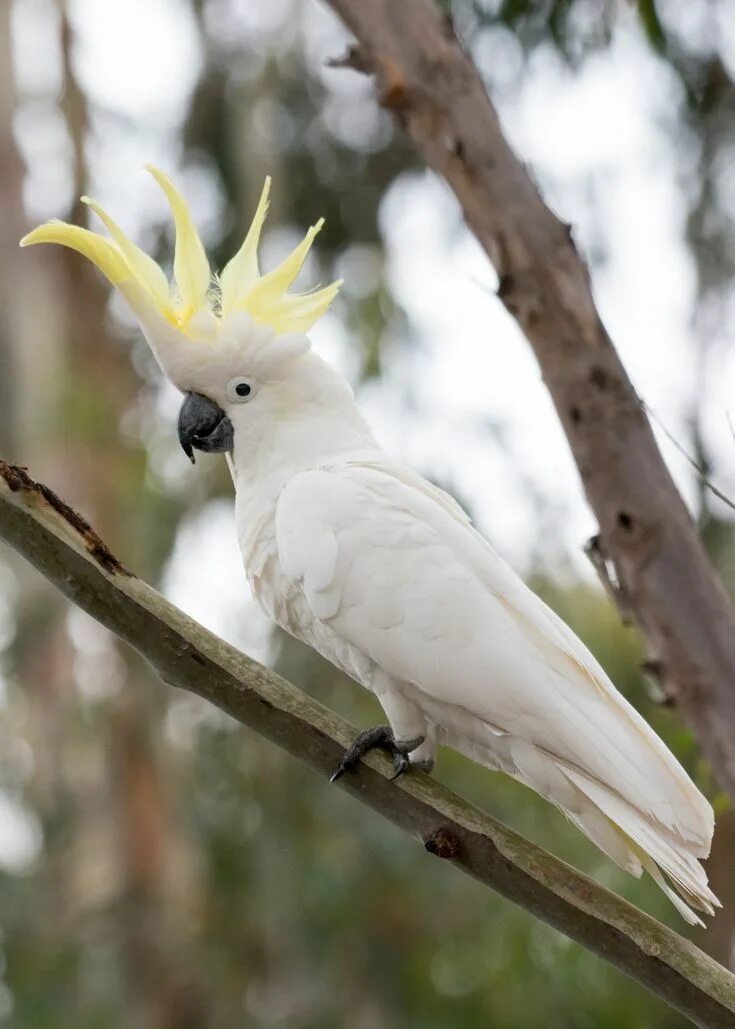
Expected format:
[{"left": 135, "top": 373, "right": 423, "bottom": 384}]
[{"left": 330, "top": 725, "right": 425, "bottom": 783}]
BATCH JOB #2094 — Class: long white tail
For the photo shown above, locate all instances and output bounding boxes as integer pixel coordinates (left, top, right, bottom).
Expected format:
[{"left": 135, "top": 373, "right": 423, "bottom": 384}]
[
  {"left": 560, "top": 764, "right": 720, "bottom": 926},
  {"left": 443, "top": 724, "right": 720, "bottom": 926}
]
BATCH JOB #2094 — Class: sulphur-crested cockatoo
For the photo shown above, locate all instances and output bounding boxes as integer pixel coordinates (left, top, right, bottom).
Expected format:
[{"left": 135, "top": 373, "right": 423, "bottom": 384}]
[{"left": 22, "top": 168, "right": 719, "bottom": 926}]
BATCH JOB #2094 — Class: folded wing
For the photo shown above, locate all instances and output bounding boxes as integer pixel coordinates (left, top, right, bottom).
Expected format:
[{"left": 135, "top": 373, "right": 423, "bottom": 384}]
[{"left": 275, "top": 462, "right": 718, "bottom": 923}]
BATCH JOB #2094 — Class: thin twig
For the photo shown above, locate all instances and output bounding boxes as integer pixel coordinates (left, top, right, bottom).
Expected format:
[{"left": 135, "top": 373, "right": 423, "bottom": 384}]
[
  {"left": 584, "top": 534, "right": 634, "bottom": 625},
  {"left": 644, "top": 402, "right": 735, "bottom": 514}
]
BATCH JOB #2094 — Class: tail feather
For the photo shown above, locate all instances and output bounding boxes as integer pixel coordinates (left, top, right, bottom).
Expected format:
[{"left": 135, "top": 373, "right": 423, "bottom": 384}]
[
  {"left": 563, "top": 808, "right": 642, "bottom": 876},
  {"left": 561, "top": 764, "right": 720, "bottom": 921},
  {"left": 438, "top": 725, "right": 719, "bottom": 926},
  {"left": 639, "top": 856, "right": 706, "bottom": 927}
]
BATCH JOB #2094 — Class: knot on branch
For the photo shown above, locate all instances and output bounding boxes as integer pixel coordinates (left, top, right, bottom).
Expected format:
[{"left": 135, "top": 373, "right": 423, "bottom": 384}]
[
  {"left": 424, "top": 827, "right": 461, "bottom": 859},
  {"left": 378, "top": 57, "right": 411, "bottom": 111},
  {"left": 327, "top": 47, "right": 411, "bottom": 112},
  {"left": 496, "top": 270, "right": 545, "bottom": 328},
  {"left": 326, "top": 44, "right": 371, "bottom": 75},
  {"left": 609, "top": 508, "right": 661, "bottom": 572}
]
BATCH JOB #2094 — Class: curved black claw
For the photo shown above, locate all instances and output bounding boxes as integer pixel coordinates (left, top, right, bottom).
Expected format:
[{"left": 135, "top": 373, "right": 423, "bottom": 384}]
[
  {"left": 330, "top": 725, "right": 425, "bottom": 783},
  {"left": 391, "top": 752, "right": 410, "bottom": 781}
]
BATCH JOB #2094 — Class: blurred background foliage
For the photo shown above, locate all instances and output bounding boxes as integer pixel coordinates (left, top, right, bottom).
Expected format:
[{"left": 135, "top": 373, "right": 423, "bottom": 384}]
[{"left": 1, "top": 0, "right": 735, "bottom": 1026}]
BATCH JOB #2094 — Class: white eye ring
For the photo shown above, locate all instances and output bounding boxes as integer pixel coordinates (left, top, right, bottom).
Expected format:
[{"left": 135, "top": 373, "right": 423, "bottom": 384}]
[{"left": 226, "top": 376, "right": 258, "bottom": 403}]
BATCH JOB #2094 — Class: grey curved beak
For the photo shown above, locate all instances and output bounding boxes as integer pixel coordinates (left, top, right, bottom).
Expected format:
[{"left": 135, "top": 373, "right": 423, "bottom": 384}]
[{"left": 178, "top": 392, "right": 234, "bottom": 464}]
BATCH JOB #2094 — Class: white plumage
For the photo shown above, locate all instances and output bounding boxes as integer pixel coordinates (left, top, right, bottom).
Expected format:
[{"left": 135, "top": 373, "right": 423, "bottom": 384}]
[
  {"left": 26, "top": 171, "right": 717, "bottom": 924},
  {"left": 224, "top": 352, "right": 719, "bottom": 927}
]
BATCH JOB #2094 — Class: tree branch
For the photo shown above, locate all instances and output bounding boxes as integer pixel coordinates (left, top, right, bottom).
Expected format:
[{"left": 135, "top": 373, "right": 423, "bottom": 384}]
[
  {"left": 1, "top": 462, "right": 734, "bottom": 1025},
  {"left": 322, "top": 0, "right": 735, "bottom": 798}
]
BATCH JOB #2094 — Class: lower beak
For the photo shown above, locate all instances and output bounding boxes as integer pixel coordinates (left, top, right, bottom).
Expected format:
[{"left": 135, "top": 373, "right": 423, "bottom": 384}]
[{"left": 177, "top": 392, "right": 234, "bottom": 464}]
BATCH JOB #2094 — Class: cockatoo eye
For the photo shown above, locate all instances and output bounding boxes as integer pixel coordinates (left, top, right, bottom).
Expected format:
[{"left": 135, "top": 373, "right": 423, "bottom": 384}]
[{"left": 226, "top": 376, "right": 257, "bottom": 403}]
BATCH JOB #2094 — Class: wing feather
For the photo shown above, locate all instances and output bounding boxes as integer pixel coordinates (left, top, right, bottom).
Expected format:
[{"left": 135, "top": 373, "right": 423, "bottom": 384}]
[{"left": 275, "top": 463, "right": 714, "bottom": 861}]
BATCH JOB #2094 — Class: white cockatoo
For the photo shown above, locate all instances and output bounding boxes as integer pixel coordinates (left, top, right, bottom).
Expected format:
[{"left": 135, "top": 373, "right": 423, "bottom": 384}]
[{"left": 22, "top": 168, "right": 720, "bottom": 926}]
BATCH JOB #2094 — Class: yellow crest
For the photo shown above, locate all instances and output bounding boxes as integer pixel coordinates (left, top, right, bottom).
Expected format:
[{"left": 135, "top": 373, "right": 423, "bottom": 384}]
[{"left": 20, "top": 167, "right": 341, "bottom": 337}]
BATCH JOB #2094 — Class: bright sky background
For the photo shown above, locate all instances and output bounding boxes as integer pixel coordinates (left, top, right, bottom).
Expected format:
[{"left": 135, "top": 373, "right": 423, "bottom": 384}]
[{"left": 5, "top": 1, "right": 735, "bottom": 874}]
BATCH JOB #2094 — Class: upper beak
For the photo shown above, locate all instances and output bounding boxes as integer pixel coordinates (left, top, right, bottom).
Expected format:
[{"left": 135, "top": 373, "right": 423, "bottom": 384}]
[{"left": 177, "top": 392, "right": 234, "bottom": 464}]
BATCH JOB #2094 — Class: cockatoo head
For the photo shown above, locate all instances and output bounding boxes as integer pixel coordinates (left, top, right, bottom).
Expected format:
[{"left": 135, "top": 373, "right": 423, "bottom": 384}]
[{"left": 21, "top": 167, "right": 342, "bottom": 462}]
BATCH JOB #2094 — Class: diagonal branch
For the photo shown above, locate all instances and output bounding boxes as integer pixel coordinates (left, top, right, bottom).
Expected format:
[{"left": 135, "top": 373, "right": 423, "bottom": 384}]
[
  {"left": 1, "top": 461, "right": 734, "bottom": 1026},
  {"left": 322, "top": 0, "right": 735, "bottom": 798}
]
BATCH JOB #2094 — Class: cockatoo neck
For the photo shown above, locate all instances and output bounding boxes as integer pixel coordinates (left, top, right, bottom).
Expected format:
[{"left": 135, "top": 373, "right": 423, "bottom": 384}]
[{"left": 229, "top": 353, "right": 381, "bottom": 504}]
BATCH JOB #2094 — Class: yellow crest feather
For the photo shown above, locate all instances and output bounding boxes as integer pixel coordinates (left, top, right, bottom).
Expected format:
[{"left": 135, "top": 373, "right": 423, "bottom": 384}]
[{"left": 20, "top": 169, "right": 341, "bottom": 338}]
